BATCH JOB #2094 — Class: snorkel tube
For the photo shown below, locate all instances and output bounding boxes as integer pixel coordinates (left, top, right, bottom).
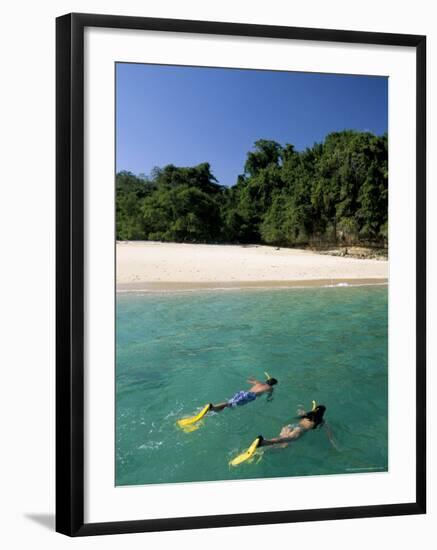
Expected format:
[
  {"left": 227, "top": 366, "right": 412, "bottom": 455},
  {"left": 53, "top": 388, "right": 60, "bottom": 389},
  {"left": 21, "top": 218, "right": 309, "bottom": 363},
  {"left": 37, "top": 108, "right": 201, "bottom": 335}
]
[
  {"left": 264, "top": 372, "right": 279, "bottom": 389},
  {"left": 264, "top": 371, "right": 279, "bottom": 387}
]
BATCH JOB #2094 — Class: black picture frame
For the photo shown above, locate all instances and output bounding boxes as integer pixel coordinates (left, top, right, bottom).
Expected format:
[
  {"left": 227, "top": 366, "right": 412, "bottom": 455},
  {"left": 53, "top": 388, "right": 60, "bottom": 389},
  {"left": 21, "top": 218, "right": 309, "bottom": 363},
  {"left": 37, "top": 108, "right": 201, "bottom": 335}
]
[{"left": 56, "top": 12, "right": 426, "bottom": 537}]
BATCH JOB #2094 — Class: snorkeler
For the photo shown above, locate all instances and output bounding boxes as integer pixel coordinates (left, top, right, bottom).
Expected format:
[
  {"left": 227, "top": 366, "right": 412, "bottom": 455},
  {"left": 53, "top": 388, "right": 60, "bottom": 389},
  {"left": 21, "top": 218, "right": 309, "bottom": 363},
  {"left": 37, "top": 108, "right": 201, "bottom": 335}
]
[
  {"left": 258, "top": 404, "right": 327, "bottom": 447},
  {"left": 209, "top": 374, "right": 278, "bottom": 412},
  {"left": 229, "top": 403, "right": 335, "bottom": 466},
  {"left": 177, "top": 373, "right": 278, "bottom": 430}
]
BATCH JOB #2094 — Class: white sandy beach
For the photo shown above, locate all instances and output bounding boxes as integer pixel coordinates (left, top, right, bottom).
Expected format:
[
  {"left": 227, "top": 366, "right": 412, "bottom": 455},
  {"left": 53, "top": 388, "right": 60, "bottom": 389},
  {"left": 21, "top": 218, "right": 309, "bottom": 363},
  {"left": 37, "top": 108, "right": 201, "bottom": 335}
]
[{"left": 116, "top": 241, "right": 388, "bottom": 291}]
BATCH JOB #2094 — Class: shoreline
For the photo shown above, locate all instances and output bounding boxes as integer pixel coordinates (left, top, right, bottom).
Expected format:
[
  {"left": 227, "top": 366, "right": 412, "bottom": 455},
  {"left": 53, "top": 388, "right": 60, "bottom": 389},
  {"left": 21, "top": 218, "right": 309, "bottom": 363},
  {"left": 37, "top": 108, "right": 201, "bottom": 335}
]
[
  {"left": 116, "top": 241, "right": 388, "bottom": 291},
  {"left": 117, "top": 278, "right": 388, "bottom": 293}
]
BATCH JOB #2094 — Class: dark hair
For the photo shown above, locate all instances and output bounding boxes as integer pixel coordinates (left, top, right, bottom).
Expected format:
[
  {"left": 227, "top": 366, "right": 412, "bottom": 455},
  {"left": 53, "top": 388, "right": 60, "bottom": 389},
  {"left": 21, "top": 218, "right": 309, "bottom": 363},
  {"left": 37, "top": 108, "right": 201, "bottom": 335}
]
[
  {"left": 301, "top": 405, "right": 326, "bottom": 428},
  {"left": 266, "top": 377, "right": 278, "bottom": 386}
]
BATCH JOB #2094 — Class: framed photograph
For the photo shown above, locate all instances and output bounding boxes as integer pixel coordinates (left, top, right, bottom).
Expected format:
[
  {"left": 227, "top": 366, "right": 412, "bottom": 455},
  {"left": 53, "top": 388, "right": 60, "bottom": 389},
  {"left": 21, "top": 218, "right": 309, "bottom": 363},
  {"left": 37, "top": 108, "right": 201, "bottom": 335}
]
[{"left": 56, "top": 12, "right": 426, "bottom": 536}]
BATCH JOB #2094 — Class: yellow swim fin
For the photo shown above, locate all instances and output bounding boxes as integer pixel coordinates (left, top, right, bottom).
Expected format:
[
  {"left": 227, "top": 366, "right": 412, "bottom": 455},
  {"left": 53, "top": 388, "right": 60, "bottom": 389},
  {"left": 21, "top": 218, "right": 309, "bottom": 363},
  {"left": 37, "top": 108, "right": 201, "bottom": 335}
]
[
  {"left": 177, "top": 403, "right": 211, "bottom": 429},
  {"left": 229, "top": 436, "right": 262, "bottom": 467},
  {"left": 180, "top": 423, "right": 202, "bottom": 433}
]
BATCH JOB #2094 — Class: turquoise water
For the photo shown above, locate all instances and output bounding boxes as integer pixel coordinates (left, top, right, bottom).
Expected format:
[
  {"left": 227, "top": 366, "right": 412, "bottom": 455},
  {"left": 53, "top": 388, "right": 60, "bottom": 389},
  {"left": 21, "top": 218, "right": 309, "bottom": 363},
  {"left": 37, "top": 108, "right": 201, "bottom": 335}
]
[{"left": 116, "top": 285, "right": 388, "bottom": 486}]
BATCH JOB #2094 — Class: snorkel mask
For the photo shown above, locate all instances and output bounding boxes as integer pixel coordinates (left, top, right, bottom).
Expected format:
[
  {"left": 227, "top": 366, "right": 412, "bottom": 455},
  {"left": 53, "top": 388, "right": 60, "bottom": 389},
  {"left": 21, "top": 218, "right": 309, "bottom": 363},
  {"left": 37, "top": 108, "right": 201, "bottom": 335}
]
[
  {"left": 308, "top": 401, "right": 326, "bottom": 427},
  {"left": 264, "top": 371, "right": 278, "bottom": 386}
]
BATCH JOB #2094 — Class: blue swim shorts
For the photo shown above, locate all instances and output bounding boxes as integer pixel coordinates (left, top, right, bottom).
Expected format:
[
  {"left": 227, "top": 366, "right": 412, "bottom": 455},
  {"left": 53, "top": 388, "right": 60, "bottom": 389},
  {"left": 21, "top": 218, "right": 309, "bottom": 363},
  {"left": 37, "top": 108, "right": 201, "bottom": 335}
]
[{"left": 228, "top": 391, "right": 257, "bottom": 407}]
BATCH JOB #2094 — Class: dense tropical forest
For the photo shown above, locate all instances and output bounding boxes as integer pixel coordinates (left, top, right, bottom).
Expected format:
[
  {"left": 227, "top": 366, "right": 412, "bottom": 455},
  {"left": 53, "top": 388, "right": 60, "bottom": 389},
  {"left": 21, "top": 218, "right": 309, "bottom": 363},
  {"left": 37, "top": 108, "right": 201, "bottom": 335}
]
[{"left": 116, "top": 130, "right": 388, "bottom": 248}]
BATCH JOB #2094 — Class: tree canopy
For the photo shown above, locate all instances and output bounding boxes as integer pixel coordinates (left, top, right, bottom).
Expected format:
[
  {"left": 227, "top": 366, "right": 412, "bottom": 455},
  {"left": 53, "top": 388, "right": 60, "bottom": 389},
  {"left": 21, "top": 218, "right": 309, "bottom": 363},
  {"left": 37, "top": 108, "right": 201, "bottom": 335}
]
[{"left": 116, "top": 130, "right": 388, "bottom": 247}]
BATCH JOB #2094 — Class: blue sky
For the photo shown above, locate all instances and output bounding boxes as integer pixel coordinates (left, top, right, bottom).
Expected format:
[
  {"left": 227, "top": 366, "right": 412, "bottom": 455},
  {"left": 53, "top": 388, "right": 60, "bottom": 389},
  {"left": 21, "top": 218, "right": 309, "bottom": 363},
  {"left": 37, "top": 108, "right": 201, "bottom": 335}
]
[{"left": 116, "top": 63, "right": 387, "bottom": 186}]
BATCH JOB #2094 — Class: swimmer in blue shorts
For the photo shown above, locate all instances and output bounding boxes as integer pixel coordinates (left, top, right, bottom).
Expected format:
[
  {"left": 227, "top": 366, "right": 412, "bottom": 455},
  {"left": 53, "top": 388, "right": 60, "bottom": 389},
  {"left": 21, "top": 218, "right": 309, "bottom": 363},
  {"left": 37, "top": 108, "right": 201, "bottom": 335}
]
[{"left": 209, "top": 375, "right": 278, "bottom": 412}]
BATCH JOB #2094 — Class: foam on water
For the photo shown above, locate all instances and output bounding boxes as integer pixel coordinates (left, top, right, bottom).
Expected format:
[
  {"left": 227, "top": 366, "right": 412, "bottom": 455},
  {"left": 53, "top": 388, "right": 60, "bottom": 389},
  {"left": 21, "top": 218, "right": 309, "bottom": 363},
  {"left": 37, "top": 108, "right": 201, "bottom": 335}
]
[{"left": 117, "top": 281, "right": 388, "bottom": 295}]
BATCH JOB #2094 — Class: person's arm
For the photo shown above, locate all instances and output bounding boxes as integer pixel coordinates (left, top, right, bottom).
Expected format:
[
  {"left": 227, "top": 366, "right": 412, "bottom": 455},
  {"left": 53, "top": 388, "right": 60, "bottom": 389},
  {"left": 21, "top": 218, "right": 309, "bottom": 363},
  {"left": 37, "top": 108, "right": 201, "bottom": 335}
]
[
  {"left": 323, "top": 422, "right": 340, "bottom": 450},
  {"left": 247, "top": 376, "right": 260, "bottom": 385}
]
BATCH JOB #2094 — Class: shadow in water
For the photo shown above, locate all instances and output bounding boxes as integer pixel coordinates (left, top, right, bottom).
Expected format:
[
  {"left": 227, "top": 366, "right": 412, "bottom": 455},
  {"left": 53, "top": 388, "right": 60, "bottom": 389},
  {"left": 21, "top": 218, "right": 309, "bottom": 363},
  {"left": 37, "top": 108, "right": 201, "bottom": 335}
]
[{"left": 25, "top": 513, "right": 55, "bottom": 531}]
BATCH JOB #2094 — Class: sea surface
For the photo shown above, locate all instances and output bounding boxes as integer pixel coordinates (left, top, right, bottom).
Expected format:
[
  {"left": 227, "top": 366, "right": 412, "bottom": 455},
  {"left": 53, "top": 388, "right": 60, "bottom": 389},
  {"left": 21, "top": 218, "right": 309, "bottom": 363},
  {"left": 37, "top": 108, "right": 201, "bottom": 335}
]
[{"left": 116, "top": 285, "right": 388, "bottom": 486}]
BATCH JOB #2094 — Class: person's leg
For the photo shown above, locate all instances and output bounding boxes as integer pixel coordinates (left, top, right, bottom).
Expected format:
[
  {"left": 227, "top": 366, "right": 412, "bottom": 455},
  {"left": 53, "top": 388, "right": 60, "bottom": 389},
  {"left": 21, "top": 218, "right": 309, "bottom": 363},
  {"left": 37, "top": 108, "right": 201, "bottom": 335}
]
[
  {"left": 210, "top": 401, "right": 229, "bottom": 412},
  {"left": 258, "top": 436, "right": 284, "bottom": 447},
  {"left": 279, "top": 425, "right": 295, "bottom": 438},
  {"left": 259, "top": 428, "right": 301, "bottom": 447}
]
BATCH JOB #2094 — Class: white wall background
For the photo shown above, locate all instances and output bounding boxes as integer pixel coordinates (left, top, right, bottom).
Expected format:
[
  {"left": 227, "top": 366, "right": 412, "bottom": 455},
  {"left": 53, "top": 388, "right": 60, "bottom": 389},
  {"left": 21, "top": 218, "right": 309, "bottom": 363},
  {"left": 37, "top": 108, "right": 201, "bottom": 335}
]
[{"left": 0, "top": 0, "right": 434, "bottom": 548}]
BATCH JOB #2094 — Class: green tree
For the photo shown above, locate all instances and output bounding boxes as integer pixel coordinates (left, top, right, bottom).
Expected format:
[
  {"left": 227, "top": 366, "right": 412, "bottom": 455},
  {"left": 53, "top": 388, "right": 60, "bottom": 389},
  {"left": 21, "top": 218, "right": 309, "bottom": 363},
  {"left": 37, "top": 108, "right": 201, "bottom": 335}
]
[
  {"left": 244, "top": 139, "right": 282, "bottom": 177},
  {"left": 116, "top": 171, "right": 154, "bottom": 239},
  {"left": 116, "top": 131, "right": 388, "bottom": 248}
]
